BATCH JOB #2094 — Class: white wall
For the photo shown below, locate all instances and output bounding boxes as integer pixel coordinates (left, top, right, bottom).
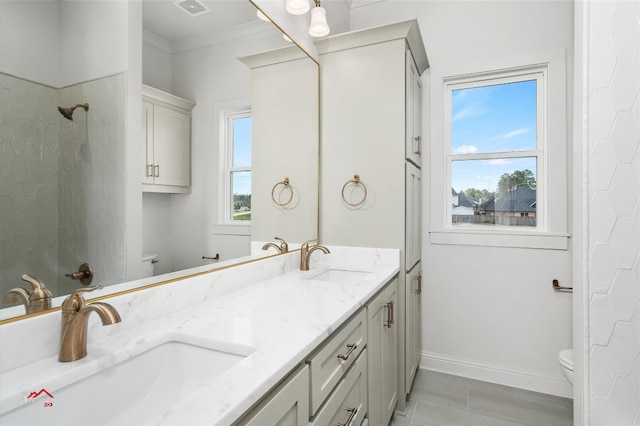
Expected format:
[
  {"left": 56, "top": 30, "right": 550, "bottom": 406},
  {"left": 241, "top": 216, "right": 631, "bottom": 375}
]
[
  {"left": 59, "top": 1, "right": 128, "bottom": 87},
  {"left": 350, "top": 1, "right": 575, "bottom": 397},
  {"left": 0, "top": 1, "right": 59, "bottom": 86}
]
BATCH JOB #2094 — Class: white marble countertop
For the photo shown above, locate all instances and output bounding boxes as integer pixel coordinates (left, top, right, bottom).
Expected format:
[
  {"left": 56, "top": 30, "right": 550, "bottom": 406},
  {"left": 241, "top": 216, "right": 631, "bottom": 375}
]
[{"left": 0, "top": 246, "right": 399, "bottom": 425}]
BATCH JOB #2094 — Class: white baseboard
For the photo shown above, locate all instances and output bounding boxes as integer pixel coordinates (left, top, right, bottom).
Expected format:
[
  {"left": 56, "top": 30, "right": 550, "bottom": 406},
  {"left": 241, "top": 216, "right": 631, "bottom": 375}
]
[{"left": 420, "top": 351, "right": 573, "bottom": 399}]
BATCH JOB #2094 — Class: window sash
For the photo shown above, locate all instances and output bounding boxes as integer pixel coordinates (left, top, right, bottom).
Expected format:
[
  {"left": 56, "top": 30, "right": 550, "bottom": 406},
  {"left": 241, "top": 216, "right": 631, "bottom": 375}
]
[
  {"left": 221, "top": 108, "right": 252, "bottom": 224},
  {"left": 444, "top": 68, "right": 547, "bottom": 232}
]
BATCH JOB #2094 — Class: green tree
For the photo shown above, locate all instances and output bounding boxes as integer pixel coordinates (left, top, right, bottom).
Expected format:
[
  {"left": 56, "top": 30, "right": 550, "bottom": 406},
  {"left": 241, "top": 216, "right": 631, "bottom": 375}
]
[
  {"left": 459, "top": 188, "right": 492, "bottom": 200},
  {"left": 497, "top": 169, "right": 536, "bottom": 195}
]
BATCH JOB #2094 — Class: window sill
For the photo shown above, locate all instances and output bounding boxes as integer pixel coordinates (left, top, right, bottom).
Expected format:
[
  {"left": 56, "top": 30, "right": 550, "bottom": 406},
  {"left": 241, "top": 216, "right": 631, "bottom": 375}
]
[
  {"left": 429, "top": 230, "right": 569, "bottom": 250},
  {"left": 212, "top": 224, "right": 251, "bottom": 236}
]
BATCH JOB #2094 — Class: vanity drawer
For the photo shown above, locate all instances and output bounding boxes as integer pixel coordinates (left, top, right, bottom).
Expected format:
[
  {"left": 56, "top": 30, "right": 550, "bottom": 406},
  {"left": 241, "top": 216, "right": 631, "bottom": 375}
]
[
  {"left": 310, "top": 349, "right": 368, "bottom": 426},
  {"left": 308, "top": 308, "right": 367, "bottom": 414}
]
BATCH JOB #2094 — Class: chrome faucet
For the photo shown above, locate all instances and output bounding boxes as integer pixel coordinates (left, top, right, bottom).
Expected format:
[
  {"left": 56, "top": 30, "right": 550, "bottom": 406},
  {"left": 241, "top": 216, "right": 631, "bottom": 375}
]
[
  {"left": 300, "top": 239, "right": 330, "bottom": 271},
  {"left": 2, "top": 274, "right": 52, "bottom": 314},
  {"left": 262, "top": 236, "right": 289, "bottom": 254},
  {"left": 59, "top": 286, "right": 121, "bottom": 362}
]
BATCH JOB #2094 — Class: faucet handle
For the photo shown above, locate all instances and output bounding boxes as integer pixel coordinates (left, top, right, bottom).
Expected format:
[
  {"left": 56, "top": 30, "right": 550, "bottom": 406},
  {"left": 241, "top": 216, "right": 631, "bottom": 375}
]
[
  {"left": 274, "top": 237, "right": 289, "bottom": 253},
  {"left": 302, "top": 238, "right": 319, "bottom": 248},
  {"left": 62, "top": 285, "right": 104, "bottom": 313},
  {"left": 20, "top": 274, "right": 52, "bottom": 300}
]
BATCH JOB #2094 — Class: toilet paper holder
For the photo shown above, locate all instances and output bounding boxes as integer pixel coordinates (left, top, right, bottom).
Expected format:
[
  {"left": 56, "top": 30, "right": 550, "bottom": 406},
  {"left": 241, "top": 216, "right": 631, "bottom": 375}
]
[{"left": 552, "top": 279, "right": 573, "bottom": 292}]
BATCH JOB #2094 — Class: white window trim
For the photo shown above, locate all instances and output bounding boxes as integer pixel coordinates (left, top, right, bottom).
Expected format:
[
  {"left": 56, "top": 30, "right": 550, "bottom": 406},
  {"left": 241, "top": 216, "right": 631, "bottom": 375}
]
[
  {"left": 217, "top": 104, "right": 252, "bottom": 227},
  {"left": 430, "top": 49, "right": 569, "bottom": 250}
]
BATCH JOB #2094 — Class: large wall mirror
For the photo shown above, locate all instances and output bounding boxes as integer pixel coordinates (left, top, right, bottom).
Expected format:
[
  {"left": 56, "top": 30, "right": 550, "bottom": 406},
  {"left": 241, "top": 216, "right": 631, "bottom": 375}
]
[{"left": 0, "top": 0, "right": 319, "bottom": 321}]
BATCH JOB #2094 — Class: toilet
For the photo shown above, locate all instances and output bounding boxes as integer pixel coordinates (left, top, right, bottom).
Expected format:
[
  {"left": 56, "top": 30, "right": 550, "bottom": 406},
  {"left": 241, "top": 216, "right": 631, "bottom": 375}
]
[
  {"left": 558, "top": 349, "right": 574, "bottom": 386},
  {"left": 141, "top": 254, "right": 159, "bottom": 278}
]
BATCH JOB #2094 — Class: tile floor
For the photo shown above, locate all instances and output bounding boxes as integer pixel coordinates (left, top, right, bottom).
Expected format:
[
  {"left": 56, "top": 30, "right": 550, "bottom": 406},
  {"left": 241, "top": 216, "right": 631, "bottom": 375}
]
[{"left": 390, "top": 370, "right": 573, "bottom": 426}]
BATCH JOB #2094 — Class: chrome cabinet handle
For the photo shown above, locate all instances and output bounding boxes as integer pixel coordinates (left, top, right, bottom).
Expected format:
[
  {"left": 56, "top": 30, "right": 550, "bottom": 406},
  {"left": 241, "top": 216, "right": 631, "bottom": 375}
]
[
  {"left": 146, "top": 164, "right": 154, "bottom": 177},
  {"left": 337, "top": 343, "right": 358, "bottom": 361},
  {"left": 154, "top": 164, "right": 160, "bottom": 177},
  {"left": 337, "top": 407, "right": 358, "bottom": 426},
  {"left": 415, "top": 275, "right": 422, "bottom": 295}
]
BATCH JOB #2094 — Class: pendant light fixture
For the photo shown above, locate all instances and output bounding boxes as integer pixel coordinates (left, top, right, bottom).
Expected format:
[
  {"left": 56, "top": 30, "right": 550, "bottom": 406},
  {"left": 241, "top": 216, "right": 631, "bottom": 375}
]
[
  {"left": 308, "top": 0, "right": 330, "bottom": 37},
  {"left": 286, "top": 0, "right": 310, "bottom": 15},
  {"left": 283, "top": 0, "right": 330, "bottom": 38}
]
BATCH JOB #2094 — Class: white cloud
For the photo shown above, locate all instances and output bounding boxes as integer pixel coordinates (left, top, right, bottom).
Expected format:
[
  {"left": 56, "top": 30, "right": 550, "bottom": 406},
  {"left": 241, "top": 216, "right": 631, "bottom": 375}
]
[
  {"left": 452, "top": 145, "right": 478, "bottom": 154},
  {"left": 496, "top": 128, "right": 531, "bottom": 140},
  {"left": 486, "top": 159, "right": 511, "bottom": 166}
]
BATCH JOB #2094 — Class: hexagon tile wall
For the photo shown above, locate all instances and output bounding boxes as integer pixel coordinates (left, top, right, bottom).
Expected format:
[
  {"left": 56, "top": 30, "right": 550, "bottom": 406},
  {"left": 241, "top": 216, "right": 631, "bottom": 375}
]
[{"left": 586, "top": 1, "right": 640, "bottom": 425}]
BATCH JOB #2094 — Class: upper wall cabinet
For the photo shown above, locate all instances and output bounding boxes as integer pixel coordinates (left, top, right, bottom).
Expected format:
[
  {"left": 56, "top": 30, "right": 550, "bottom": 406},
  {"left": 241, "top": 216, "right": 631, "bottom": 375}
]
[
  {"left": 142, "top": 85, "right": 195, "bottom": 194},
  {"left": 406, "top": 51, "right": 423, "bottom": 167}
]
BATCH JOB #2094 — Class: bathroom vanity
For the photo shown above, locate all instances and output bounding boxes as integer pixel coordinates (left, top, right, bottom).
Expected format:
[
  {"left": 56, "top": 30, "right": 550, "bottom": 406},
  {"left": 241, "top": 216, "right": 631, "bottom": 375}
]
[{"left": 0, "top": 247, "right": 399, "bottom": 425}]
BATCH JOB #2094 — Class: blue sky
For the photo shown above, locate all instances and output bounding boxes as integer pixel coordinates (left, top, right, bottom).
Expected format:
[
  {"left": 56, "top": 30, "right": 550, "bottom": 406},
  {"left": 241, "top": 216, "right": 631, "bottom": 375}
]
[
  {"left": 232, "top": 116, "right": 252, "bottom": 196},
  {"left": 451, "top": 79, "right": 537, "bottom": 193}
]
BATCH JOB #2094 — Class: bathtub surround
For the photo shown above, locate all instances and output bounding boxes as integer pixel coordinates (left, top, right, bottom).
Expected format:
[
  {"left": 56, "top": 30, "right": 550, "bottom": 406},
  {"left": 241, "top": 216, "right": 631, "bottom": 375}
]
[{"left": 0, "top": 246, "right": 399, "bottom": 425}]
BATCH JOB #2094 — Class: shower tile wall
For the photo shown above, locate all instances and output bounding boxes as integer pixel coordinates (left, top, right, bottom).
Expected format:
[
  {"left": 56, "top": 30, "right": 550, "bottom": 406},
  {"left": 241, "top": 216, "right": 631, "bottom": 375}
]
[
  {"left": 586, "top": 1, "right": 640, "bottom": 425},
  {"left": 58, "top": 74, "right": 126, "bottom": 290},
  {"left": 0, "top": 72, "right": 126, "bottom": 304},
  {"left": 0, "top": 73, "right": 60, "bottom": 296}
]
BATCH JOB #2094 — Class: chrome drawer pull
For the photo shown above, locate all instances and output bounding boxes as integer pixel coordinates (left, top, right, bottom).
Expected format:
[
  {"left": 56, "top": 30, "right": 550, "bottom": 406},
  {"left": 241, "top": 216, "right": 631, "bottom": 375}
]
[
  {"left": 337, "top": 407, "right": 358, "bottom": 426},
  {"left": 337, "top": 343, "right": 357, "bottom": 361}
]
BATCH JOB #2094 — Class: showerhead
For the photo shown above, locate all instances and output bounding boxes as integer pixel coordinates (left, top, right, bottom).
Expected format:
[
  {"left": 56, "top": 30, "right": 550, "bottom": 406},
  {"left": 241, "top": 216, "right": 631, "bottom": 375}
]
[{"left": 58, "top": 103, "right": 89, "bottom": 121}]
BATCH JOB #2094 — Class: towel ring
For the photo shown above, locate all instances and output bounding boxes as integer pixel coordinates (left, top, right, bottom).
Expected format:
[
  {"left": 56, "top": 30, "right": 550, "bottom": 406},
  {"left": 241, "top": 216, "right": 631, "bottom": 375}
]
[
  {"left": 341, "top": 174, "right": 367, "bottom": 207},
  {"left": 271, "top": 177, "right": 294, "bottom": 207}
]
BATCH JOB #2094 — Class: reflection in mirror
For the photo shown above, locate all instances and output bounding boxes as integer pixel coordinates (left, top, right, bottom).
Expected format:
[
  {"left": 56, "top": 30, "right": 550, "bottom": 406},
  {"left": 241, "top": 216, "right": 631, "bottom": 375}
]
[{"left": 0, "top": 0, "right": 319, "bottom": 321}]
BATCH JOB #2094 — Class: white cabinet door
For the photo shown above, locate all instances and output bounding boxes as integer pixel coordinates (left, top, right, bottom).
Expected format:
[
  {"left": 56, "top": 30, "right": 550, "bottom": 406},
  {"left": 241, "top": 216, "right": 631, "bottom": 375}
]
[
  {"left": 367, "top": 278, "right": 398, "bottom": 426},
  {"left": 405, "top": 50, "right": 422, "bottom": 167},
  {"left": 238, "top": 364, "right": 309, "bottom": 426},
  {"left": 142, "top": 85, "right": 194, "bottom": 193},
  {"left": 151, "top": 105, "right": 190, "bottom": 188},
  {"left": 142, "top": 101, "right": 154, "bottom": 185},
  {"left": 405, "top": 162, "right": 422, "bottom": 271},
  {"left": 405, "top": 263, "right": 422, "bottom": 393}
]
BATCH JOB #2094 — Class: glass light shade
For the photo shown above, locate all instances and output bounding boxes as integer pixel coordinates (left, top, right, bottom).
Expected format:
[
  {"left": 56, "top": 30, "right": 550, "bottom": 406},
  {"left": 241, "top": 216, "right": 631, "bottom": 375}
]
[
  {"left": 308, "top": 6, "right": 330, "bottom": 37},
  {"left": 286, "top": 0, "right": 310, "bottom": 15}
]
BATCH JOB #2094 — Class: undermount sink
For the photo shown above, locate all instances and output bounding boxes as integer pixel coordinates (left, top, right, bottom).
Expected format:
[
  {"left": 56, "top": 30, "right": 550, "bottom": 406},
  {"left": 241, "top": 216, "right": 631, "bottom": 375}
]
[
  {"left": 305, "top": 269, "right": 372, "bottom": 283},
  {"left": 2, "top": 338, "right": 253, "bottom": 425}
]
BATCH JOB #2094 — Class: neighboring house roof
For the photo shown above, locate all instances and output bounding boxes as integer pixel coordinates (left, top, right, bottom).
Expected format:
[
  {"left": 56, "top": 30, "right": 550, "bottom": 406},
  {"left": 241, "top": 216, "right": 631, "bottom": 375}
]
[
  {"left": 488, "top": 186, "right": 537, "bottom": 213},
  {"left": 452, "top": 189, "right": 478, "bottom": 208},
  {"left": 457, "top": 192, "right": 477, "bottom": 208},
  {"left": 477, "top": 194, "right": 495, "bottom": 211},
  {"left": 452, "top": 206, "right": 475, "bottom": 215}
]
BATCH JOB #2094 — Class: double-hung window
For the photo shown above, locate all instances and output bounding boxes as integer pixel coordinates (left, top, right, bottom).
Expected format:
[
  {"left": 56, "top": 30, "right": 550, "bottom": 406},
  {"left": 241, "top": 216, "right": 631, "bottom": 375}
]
[
  {"left": 446, "top": 68, "right": 545, "bottom": 229},
  {"left": 222, "top": 108, "right": 252, "bottom": 223},
  {"left": 432, "top": 50, "right": 568, "bottom": 250}
]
